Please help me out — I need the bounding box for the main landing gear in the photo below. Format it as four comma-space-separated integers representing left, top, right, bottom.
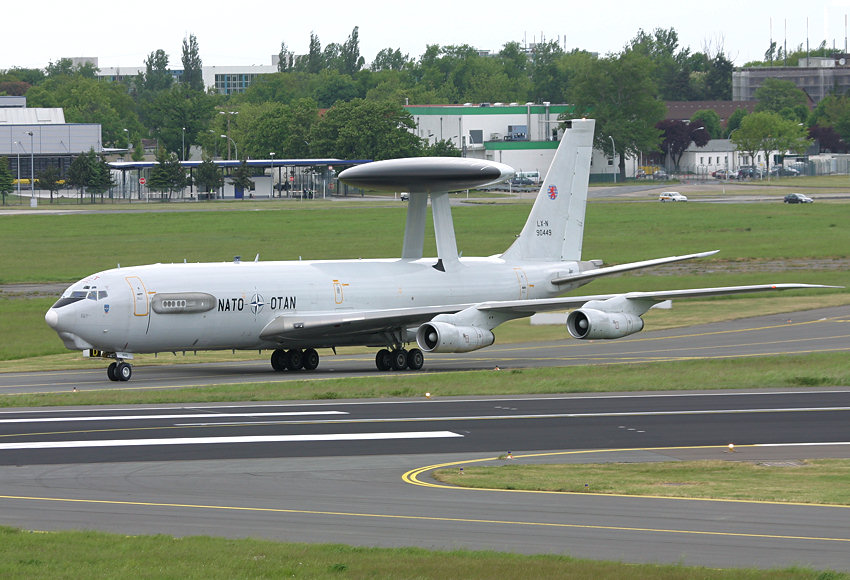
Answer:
375, 347, 424, 371
270, 348, 320, 372
106, 361, 132, 382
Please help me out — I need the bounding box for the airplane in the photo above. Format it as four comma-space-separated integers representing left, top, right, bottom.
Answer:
45, 118, 837, 381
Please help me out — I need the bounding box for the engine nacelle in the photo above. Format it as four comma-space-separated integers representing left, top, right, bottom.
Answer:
566, 308, 644, 339
416, 322, 495, 353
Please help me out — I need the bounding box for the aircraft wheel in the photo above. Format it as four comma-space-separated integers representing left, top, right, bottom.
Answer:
271, 349, 289, 371
107, 362, 119, 382
302, 348, 320, 371
375, 349, 392, 371
116, 362, 132, 382
406, 348, 424, 371
390, 349, 408, 371
286, 349, 303, 370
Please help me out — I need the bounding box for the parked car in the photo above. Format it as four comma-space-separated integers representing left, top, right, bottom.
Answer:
510, 177, 533, 186
712, 169, 739, 180
399, 192, 409, 201
652, 169, 669, 180
770, 166, 799, 177
738, 166, 764, 179
635, 169, 648, 179
659, 191, 688, 202
783, 193, 813, 204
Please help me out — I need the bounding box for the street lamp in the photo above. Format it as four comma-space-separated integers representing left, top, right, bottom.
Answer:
181, 127, 186, 161
26, 131, 35, 206
13, 141, 21, 199
269, 152, 275, 197
609, 135, 616, 184
219, 111, 238, 159
220, 135, 237, 160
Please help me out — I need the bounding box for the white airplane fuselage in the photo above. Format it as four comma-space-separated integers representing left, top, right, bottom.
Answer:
47, 257, 582, 354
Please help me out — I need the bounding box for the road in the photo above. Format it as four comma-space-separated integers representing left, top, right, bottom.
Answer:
0, 391, 848, 570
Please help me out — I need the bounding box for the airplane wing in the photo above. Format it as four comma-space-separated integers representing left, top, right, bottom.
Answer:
477, 283, 840, 314
550, 250, 720, 286
258, 283, 838, 343
258, 303, 473, 342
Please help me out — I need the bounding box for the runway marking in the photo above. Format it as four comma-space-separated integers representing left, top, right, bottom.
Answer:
403, 443, 850, 511
0, 431, 462, 450
0, 490, 847, 545
0, 411, 347, 424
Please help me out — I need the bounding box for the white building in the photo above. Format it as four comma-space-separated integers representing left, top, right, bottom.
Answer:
98, 60, 278, 95
405, 103, 630, 181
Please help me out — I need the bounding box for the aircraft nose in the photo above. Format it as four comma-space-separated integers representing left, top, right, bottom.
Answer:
45, 308, 60, 330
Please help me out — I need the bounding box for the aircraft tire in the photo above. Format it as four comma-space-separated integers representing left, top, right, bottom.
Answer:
107, 362, 119, 382
271, 349, 289, 372
390, 349, 408, 371
406, 348, 424, 371
302, 348, 320, 371
286, 349, 304, 370
116, 362, 132, 382
375, 349, 392, 371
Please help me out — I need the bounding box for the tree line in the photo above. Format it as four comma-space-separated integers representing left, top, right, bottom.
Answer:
1, 25, 849, 191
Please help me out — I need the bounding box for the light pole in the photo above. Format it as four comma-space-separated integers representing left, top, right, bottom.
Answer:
220, 135, 237, 161
219, 111, 238, 159
269, 152, 275, 197
13, 141, 21, 199
181, 127, 186, 161
26, 131, 35, 206
609, 135, 616, 184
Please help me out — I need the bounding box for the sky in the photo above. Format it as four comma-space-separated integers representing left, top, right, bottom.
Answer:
2, 0, 850, 72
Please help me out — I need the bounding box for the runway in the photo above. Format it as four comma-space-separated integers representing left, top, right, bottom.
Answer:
0, 307, 848, 571
2, 305, 849, 394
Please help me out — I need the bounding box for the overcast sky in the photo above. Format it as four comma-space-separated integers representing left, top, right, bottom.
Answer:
2, 0, 849, 71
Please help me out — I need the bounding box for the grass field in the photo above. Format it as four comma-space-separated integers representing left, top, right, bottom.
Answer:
1, 526, 840, 580
434, 459, 850, 505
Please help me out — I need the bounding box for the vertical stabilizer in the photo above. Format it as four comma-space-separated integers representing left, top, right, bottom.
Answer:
502, 118, 595, 262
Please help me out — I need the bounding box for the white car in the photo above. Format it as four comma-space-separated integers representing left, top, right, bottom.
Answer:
399, 192, 409, 201
659, 191, 688, 202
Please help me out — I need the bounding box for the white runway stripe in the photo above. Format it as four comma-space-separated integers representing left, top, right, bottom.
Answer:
0, 411, 347, 424
0, 431, 463, 450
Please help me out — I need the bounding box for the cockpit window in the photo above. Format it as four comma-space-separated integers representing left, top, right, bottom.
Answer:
51, 289, 107, 309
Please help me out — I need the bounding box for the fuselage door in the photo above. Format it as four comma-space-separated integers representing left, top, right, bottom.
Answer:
513, 268, 529, 299
126, 276, 149, 316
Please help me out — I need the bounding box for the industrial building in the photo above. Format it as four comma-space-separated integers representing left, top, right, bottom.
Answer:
0, 96, 102, 183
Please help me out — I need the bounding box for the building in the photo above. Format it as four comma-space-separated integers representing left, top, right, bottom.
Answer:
97, 58, 278, 96
732, 56, 850, 104
0, 96, 102, 182
404, 103, 630, 181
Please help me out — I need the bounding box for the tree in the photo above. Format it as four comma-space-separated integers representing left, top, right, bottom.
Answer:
302, 32, 323, 74
36, 165, 62, 203
339, 26, 365, 75
0, 156, 14, 205
181, 33, 204, 91
148, 148, 187, 199
66, 149, 113, 203
656, 120, 709, 170
808, 125, 847, 153
194, 157, 224, 194
423, 139, 461, 157
311, 99, 422, 160
277, 42, 295, 72
754, 78, 809, 122
690, 110, 723, 139
725, 108, 748, 138
370, 48, 409, 72
731, 111, 811, 174
139, 49, 173, 93
809, 94, 850, 143
704, 53, 733, 100
567, 50, 665, 179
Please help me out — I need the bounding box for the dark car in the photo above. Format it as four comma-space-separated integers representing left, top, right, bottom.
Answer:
784, 193, 813, 204
652, 169, 668, 180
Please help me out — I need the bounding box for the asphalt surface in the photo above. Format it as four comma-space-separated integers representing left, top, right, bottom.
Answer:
2, 305, 848, 393
0, 392, 848, 571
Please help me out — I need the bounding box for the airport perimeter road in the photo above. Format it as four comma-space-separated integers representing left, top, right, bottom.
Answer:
0, 392, 848, 570
1, 305, 848, 394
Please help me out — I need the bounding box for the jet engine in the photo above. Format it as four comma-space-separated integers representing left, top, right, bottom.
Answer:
416, 322, 495, 353
566, 308, 644, 339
